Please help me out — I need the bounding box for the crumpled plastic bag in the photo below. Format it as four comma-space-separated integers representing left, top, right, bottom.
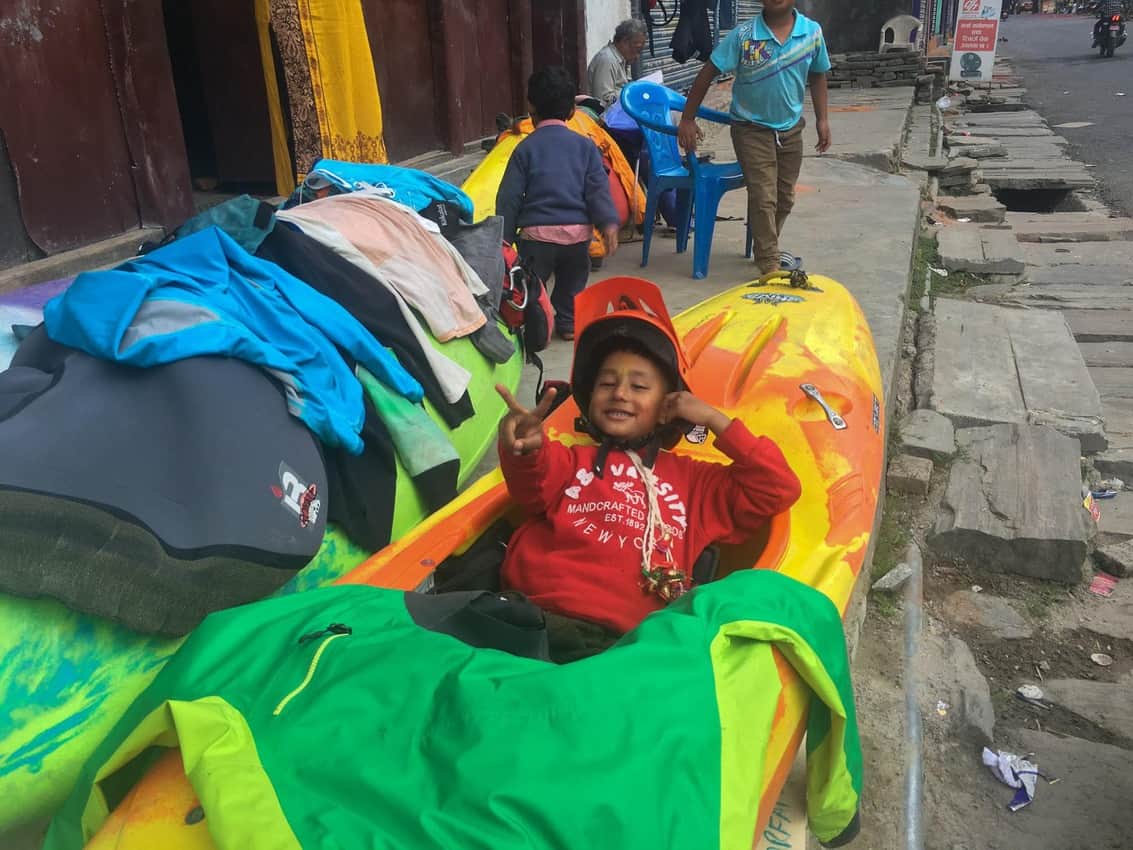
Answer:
982, 747, 1039, 811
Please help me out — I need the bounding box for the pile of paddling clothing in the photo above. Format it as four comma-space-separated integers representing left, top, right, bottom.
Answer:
0, 182, 517, 636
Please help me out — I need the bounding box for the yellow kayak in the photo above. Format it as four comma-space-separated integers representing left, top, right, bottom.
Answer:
81, 272, 882, 850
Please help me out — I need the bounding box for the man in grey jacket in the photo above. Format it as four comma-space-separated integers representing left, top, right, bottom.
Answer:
587, 19, 647, 108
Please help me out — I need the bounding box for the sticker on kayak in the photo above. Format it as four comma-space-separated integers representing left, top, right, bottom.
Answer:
872, 395, 881, 433
272, 462, 322, 529
743, 292, 805, 305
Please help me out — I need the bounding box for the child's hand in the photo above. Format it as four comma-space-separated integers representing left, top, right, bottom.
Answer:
660, 391, 732, 435
601, 223, 620, 257
496, 384, 558, 455
677, 118, 703, 153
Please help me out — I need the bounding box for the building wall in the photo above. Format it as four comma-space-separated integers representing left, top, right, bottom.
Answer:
585, 0, 632, 63
798, 0, 914, 53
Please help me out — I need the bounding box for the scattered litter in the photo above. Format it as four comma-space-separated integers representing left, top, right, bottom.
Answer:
1091, 488, 1118, 500
936, 96, 953, 110
1015, 683, 1052, 712
982, 748, 1059, 811
936, 700, 950, 717
971, 584, 983, 593
1090, 652, 1114, 667
1117, 92, 1127, 97
957, 217, 972, 223
1099, 477, 1125, 491
1089, 573, 1118, 597
929, 266, 949, 276
1083, 489, 1102, 523
1053, 121, 1094, 129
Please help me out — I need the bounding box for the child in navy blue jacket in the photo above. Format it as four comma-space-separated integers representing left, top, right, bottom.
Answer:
496, 67, 620, 340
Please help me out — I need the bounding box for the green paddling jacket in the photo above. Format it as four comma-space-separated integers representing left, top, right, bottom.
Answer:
47, 570, 862, 849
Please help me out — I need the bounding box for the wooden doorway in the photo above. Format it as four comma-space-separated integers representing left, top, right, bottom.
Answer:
0, 0, 193, 254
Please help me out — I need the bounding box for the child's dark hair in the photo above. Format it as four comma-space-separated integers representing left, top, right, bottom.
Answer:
527, 66, 576, 122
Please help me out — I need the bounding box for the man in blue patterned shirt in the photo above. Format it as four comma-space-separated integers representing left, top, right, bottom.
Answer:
678, 0, 831, 275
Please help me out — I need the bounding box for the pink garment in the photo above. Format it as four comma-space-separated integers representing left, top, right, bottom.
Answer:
520, 120, 597, 246
521, 224, 592, 245
279, 192, 487, 342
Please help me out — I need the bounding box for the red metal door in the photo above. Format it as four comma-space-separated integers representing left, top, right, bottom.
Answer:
0, 0, 140, 253
530, 0, 587, 96
362, 0, 443, 160
0, 0, 192, 255
474, 0, 520, 135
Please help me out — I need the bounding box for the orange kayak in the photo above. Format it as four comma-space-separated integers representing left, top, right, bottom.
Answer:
461, 110, 647, 259
85, 273, 882, 850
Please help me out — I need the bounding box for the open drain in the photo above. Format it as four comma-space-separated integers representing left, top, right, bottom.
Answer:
992, 188, 1088, 213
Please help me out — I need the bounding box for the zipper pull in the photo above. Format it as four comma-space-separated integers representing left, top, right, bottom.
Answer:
298, 623, 352, 644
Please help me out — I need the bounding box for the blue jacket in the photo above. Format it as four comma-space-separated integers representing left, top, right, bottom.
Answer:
291, 160, 474, 221
495, 123, 619, 243
43, 227, 422, 454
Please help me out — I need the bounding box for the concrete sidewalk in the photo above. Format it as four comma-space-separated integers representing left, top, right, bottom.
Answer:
508, 84, 921, 428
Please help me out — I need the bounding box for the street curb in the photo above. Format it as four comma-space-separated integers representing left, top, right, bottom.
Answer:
844, 175, 924, 665
0, 227, 163, 295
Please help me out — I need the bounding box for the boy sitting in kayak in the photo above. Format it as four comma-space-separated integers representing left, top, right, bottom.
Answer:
496, 66, 621, 341
495, 278, 801, 662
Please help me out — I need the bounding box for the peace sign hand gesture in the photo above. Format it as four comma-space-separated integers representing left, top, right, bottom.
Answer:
496, 384, 558, 456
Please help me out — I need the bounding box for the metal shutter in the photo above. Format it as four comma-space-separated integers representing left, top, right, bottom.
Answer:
734, 0, 763, 28
634, 1, 763, 94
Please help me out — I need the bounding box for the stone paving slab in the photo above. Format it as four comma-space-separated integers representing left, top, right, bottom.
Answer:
1025, 264, 1133, 287
1098, 489, 1133, 542
928, 423, 1094, 583
942, 590, 1034, 639
1005, 213, 1133, 242
980, 169, 1094, 191
937, 224, 1024, 275
978, 152, 1082, 167
1095, 447, 1133, 480
1078, 568, 1133, 637
1065, 309, 1133, 342
951, 143, 1008, 159
1004, 731, 1133, 848
1081, 342, 1133, 367
998, 284, 1133, 311
946, 135, 1002, 147
1088, 366, 1133, 399
936, 194, 1006, 223
958, 125, 1056, 137
1021, 242, 1133, 267
953, 112, 1049, 127
1043, 675, 1133, 742
1100, 395, 1133, 440
930, 299, 1106, 450
898, 409, 956, 460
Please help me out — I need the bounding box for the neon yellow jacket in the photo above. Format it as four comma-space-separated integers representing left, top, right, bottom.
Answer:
47, 570, 862, 849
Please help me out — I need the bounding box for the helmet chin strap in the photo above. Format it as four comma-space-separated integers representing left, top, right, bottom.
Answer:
574, 416, 662, 477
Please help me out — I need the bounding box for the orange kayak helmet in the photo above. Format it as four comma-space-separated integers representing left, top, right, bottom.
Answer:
570, 277, 693, 450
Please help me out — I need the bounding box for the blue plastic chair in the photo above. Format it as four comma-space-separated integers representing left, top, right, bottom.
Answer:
620, 80, 751, 280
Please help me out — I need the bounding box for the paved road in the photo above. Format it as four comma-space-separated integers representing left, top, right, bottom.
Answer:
999, 13, 1133, 213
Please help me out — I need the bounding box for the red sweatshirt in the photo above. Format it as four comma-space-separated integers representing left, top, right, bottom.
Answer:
498, 420, 801, 634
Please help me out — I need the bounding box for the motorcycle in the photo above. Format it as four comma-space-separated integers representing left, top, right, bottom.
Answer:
1097, 12, 1127, 56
